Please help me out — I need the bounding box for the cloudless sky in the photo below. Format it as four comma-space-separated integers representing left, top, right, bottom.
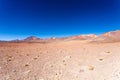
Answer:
0, 0, 120, 40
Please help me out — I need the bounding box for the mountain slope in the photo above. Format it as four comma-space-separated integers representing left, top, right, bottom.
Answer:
94, 30, 120, 42
24, 36, 41, 41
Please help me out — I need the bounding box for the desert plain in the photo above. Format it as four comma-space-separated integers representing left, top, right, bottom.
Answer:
0, 39, 120, 80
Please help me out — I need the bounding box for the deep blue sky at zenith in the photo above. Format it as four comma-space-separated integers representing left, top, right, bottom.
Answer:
0, 0, 120, 40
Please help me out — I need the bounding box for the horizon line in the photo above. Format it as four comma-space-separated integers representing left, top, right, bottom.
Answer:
0, 30, 119, 41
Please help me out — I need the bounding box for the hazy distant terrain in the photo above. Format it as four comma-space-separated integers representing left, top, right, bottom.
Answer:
6, 30, 120, 43
0, 30, 120, 80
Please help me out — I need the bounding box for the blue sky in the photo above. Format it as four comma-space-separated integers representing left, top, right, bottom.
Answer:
0, 0, 120, 40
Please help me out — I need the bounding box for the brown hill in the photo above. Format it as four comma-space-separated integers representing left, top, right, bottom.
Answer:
94, 30, 120, 42
24, 36, 41, 41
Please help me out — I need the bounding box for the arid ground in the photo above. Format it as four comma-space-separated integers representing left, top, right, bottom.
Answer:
0, 40, 120, 80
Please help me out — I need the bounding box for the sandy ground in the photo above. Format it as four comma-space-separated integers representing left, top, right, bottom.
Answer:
0, 40, 120, 80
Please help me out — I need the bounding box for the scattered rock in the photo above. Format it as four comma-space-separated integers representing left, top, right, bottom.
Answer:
88, 65, 94, 71
99, 58, 103, 61
23, 70, 31, 75
25, 64, 29, 67
26, 54, 30, 56
79, 69, 85, 73
33, 57, 38, 60
105, 51, 110, 54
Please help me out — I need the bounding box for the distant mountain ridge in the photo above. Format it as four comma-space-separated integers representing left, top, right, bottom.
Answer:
66, 34, 97, 40
1, 30, 120, 42
24, 36, 41, 41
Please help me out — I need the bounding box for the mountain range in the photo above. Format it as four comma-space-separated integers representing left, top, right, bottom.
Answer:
1, 30, 120, 42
